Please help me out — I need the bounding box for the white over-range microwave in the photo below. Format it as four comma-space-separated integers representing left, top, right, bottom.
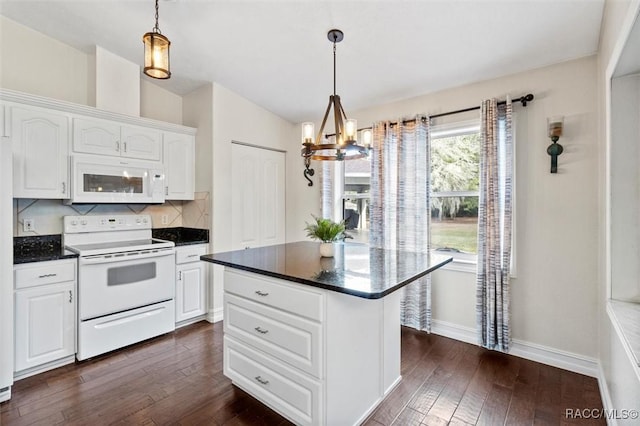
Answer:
66, 155, 165, 204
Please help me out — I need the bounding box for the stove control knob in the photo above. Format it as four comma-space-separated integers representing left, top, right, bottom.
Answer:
71, 220, 78, 226
142, 218, 148, 224
136, 218, 141, 224
81, 220, 87, 226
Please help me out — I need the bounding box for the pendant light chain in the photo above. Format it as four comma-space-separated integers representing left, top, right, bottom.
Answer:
154, 0, 161, 33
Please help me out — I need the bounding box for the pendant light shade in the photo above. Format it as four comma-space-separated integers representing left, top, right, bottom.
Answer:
143, 0, 171, 79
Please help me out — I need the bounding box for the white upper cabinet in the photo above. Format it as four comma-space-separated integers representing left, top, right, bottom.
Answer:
73, 117, 161, 161
73, 117, 120, 156
121, 125, 162, 161
11, 106, 69, 199
164, 132, 195, 200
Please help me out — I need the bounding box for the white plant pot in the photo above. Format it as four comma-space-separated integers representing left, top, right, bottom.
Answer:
319, 242, 334, 257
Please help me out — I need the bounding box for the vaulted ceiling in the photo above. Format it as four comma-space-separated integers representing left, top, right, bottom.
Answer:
0, 0, 605, 123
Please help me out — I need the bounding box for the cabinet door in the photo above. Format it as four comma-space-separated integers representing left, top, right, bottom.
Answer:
231, 144, 285, 250
164, 132, 194, 200
15, 282, 74, 372
73, 117, 120, 156
121, 125, 162, 161
175, 262, 206, 322
11, 106, 69, 199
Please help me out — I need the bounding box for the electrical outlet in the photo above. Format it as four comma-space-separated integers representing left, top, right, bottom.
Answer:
23, 218, 34, 232
161, 214, 168, 225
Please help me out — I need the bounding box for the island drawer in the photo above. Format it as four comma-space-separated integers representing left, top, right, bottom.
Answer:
224, 335, 322, 426
225, 292, 322, 378
225, 269, 324, 322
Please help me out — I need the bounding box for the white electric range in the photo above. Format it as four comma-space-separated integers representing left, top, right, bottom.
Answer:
63, 214, 176, 360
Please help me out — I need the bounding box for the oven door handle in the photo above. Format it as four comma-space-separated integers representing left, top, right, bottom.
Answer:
79, 248, 174, 265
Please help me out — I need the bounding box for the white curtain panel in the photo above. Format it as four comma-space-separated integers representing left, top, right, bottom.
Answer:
476, 98, 513, 352
370, 117, 432, 331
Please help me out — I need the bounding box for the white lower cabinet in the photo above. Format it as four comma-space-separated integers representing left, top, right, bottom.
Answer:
14, 259, 76, 375
223, 269, 401, 426
175, 244, 208, 324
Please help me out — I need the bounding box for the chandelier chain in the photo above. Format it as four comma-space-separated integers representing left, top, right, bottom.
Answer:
333, 40, 336, 96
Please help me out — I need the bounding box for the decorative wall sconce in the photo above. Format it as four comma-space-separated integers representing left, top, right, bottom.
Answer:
547, 116, 564, 173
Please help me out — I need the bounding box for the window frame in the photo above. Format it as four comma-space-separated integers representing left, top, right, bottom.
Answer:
429, 119, 481, 270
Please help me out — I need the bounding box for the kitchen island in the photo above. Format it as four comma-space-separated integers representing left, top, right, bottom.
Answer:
201, 241, 452, 426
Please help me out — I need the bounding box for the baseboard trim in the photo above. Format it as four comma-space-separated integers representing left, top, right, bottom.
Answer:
207, 307, 223, 323
597, 362, 617, 426
0, 386, 11, 403
14, 355, 76, 381
430, 319, 599, 377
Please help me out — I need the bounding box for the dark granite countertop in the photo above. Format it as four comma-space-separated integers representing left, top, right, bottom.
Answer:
152, 227, 209, 246
201, 241, 452, 299
14, 235, 78, 265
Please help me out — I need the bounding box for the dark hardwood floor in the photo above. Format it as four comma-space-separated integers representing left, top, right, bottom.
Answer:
0, 321, 604, 425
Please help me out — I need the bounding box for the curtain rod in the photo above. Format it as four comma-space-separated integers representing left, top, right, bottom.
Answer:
324, 93, 534, 136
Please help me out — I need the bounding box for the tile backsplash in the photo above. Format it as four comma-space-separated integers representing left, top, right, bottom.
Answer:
13, 192, 210, 237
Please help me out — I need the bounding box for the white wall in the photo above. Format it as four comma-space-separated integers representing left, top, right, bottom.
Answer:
207, 82, 296, 319
210, 82, 296, 253
0, 16, 89, 105
0, 15, 182, 123
141, 79, 183, 125
294, 56, 600, 360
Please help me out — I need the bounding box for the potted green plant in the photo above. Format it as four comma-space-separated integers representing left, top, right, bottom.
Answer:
304, 215, 347, 257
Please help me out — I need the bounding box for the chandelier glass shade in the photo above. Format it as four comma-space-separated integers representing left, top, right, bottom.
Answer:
143, 0, 171, 79
301, 29, 369, 170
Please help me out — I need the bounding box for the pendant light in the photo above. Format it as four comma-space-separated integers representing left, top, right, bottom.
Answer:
301, 29, 369, 187
143, 0, 171, 79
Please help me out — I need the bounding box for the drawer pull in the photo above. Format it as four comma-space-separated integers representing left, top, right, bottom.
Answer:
38, 273, 57, 278
254, 376, 269, 385
254, 290, 269, 297
187, 254, 200, 258
254, 326, 269, 334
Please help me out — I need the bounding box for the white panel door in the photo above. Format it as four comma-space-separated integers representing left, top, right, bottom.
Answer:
164, 132, 195, 200
175, 262, 206, 322
14, 282, 75, 372
259, 149, 286, 247
232, 144, 260, 250
73, 117, 120, 156
231, 144, 285, 250
121, 125, 162, 161
11, 106, 69, 198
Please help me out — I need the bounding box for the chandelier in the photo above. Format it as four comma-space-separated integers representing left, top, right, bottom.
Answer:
143, 0, 171, 79
301, 29, 371, 187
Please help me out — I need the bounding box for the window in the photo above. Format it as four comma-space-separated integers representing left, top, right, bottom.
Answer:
430, 120, 480, 264
342, 157, 371, 244
334, 119, 483, 266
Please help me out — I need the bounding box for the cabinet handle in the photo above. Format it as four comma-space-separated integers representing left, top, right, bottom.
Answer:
62, 182, 66, 194
116, 141, 120, 151
123, 142, 127, 152
165, 186, 168, 196
254, 326, 269, 334
187, 254, 199, 258
69, 290, 72, 303
254, 376, 269, 385
38, 273, 57, 278
178, 271, 182, 281
254, 290, 269, 297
